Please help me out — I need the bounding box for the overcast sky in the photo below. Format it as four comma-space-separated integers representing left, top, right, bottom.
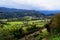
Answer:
0, 0, 60, 10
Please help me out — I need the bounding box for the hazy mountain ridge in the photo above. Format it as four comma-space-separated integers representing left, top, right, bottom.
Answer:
39, 10, 60, 14
0, 7, 60, 14
0, 7, 55, 19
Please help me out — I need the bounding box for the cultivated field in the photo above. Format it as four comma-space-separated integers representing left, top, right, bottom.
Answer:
0, 19, 50, 40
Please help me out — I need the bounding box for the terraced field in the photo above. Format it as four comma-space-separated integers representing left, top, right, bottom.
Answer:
0, 19, 50, 40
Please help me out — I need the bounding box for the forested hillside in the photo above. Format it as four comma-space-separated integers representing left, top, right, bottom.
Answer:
0, 7, 54, 19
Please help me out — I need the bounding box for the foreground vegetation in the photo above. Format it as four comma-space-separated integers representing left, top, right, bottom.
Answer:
1, 13, 60, 40
0, 19, 48, 40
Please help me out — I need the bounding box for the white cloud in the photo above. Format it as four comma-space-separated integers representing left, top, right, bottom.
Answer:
0, 0, 60, 10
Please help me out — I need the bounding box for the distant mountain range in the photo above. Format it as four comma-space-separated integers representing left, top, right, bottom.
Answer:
0, 7, 26, 12
0, 7, 59, 19
0, 7, 60, 14
39, 10, 60, 14
0, 7, 44, 19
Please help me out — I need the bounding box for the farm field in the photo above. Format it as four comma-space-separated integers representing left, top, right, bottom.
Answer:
5, 20, 47, 30
0, 18, 60, 40
0, 19, 49, 40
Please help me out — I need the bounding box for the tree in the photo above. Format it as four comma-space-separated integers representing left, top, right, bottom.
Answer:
45, 13, 60, 34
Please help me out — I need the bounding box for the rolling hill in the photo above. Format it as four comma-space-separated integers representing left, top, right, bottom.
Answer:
0, 7, 55, 19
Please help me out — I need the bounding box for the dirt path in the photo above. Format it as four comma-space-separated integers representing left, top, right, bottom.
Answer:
19, 28, 46, 40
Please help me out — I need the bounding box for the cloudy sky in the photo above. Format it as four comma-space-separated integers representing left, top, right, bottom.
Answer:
0, 0, 60, 10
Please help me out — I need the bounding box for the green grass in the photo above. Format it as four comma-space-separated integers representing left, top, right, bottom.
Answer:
0, 20, 51, 40
6, 20, 47, 27
0, 20, 47, 32
7, 20, 47, 26
7, 21, 23, 25
35, 29, 48, 40
48, 34, 60, 40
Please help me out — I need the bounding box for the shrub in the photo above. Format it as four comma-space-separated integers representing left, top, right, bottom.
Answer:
45, 13, 60, 34
0, 29, 17, 40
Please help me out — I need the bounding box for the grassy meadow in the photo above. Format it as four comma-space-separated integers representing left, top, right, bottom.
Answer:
3, 20, 47, 31
0, 19, 49, 40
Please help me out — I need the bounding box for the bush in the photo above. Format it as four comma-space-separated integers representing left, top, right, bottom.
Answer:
45, 13, 60, 34
35, 29, 48, 40
0, 29, 17, 40
52, 13, 60, 33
